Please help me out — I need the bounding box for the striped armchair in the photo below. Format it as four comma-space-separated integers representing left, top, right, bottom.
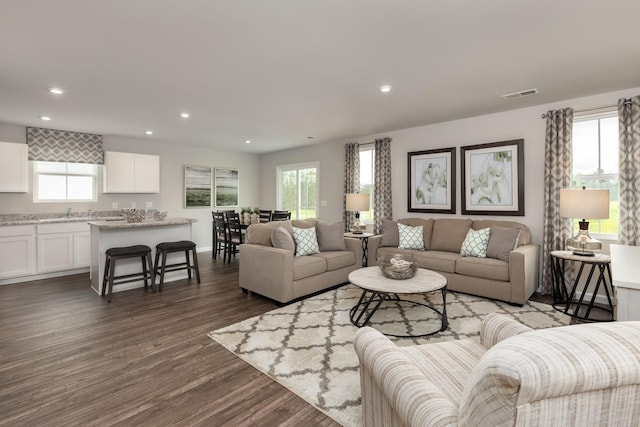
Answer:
354, 313, 640, 427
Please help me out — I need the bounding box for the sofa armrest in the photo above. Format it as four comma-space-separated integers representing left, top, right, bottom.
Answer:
508, 244, 539, 305
238, 244, 294, 303
354, 327, 458, 427
344, 237, 364, 268
480, 313, 533, 349
367, 235, 383, 266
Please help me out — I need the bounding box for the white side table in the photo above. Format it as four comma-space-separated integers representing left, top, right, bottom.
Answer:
344, 232, 376, 266
610, 244, 640, 321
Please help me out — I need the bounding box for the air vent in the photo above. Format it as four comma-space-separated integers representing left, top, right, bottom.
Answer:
502, 88, 538, 100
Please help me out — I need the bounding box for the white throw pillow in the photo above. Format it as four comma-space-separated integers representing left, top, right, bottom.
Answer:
398, 223, 425, 250
460, 227, 491, 258
292, 226, 320, 256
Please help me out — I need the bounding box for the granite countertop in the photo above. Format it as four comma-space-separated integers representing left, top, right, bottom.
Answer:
0, 216, 125, 226
88, 217, 197, 229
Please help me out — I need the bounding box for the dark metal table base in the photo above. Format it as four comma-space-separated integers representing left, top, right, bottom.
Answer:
349, 287, 448, 338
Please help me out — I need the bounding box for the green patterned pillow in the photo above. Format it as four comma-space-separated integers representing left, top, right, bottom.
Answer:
398, 223, 425, 250
460, 227, 491, 258
292, 226, 320, 256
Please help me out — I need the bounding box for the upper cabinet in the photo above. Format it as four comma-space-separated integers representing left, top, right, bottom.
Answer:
0, 141, 28, 192
103, 151, 160, 193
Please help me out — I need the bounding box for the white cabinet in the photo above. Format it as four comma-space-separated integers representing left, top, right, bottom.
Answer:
610, 244, 640, 321
0, 225, 36, 278
103, 151, 160, 193
36, 222, 90, 273
0, 141, 28, 192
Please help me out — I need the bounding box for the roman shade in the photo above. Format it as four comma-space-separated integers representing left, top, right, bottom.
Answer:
26, 127, 104, 164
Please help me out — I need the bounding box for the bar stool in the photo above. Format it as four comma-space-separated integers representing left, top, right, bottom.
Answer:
154, 240, 201, 290
102, 245, 155, 303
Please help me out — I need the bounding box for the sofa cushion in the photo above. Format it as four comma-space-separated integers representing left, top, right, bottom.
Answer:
486, 225, 521, 262
413, 250, 461, 273
380, 219, 399, 247
316, 220, 346, 251
460, 227, 490, 258
310, 251, 355, 271
293, 226, 320, 256
292, 256, 327, 280
247, 220, 293, 246
398, 223, 425, 250
271, 225, 295, 252
291, 218, 317, 228
430, 219, 472, 252
472, 220, 531, 246
456, 256, 509, 281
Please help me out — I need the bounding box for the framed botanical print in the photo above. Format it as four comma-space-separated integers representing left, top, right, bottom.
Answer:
461, 139, 524, 216
408, 147, 456, 214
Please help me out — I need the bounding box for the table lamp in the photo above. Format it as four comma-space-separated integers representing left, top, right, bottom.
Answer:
346, 193, 370, 234
560, 187, 609, 256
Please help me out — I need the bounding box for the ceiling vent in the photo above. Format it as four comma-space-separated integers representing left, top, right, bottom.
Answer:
502, 88, 538, 100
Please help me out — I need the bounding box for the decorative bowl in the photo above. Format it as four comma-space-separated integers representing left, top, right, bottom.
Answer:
378, 254, 418, 280
153, 211, 168, 221
121, 208, 146, 223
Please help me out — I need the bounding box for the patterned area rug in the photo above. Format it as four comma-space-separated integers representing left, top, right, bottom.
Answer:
208, 285, 572, 426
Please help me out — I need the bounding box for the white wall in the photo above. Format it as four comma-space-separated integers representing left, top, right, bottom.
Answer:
260, 86, 640, 252
0, 123, 261, 250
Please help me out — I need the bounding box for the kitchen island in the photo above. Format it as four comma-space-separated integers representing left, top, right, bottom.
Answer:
89, 218, 197, 296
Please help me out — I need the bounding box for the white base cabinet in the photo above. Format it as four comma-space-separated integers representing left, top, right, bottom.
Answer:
0, 225, 36, 279
37, 233, 74, 273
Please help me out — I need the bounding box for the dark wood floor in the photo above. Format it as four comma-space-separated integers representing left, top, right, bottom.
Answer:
0, 253, 339, 427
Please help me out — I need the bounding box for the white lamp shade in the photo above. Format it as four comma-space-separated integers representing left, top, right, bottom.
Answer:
560, 188, 610, 219
346, 193, 370, 211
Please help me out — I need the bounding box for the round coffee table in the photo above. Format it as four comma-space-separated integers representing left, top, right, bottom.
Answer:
348, 266, 448, 337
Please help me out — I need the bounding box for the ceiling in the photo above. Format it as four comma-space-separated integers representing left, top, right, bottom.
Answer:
1, 1, 640, 154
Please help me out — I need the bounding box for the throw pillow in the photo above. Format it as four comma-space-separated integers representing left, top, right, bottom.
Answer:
316, 221, 346, 251
486, 225, 521, 262
460, 227, 491, 258
292, 226, 320, 256
398, 223, 425, 250
271, 225, 295, 252
380, 219, 399, 247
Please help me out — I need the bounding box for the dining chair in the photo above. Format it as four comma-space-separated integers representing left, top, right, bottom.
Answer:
212, 211, 229, 261
259, 210, 272, 223
271, 210, 291, 221
226, 217, 244, 263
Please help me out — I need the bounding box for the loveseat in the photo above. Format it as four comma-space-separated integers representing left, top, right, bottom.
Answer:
239, 219, 362, 304
368, 218, 538, 305
355, 313, 640, 427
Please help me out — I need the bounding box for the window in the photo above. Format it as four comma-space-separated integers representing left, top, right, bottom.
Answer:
572, 111, 618, 237
277, 162, 318, 220
359, 145, 375, 223
34, 161, 98, 202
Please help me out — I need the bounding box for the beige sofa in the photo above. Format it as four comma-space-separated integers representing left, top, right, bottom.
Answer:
369, 218, 538, 305
239, 219, 362, 304
354, 313, 640, 427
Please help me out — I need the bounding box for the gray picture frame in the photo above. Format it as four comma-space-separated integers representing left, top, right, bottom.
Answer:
214, 167, 239, 207
461, 139, 524, 216
184, 165, 212, 208
408, 147, 456, 214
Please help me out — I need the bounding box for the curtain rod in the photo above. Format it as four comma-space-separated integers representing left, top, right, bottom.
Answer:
541, 99, 632, 119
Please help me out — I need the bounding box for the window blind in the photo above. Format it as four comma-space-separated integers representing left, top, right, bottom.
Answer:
26, 127, 104, 164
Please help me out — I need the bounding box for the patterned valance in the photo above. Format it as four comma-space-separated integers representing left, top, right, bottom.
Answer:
26, 127, 104, 164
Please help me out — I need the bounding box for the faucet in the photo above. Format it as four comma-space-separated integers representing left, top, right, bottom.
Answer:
88, 209, 93, 219
66, 207, 72, 218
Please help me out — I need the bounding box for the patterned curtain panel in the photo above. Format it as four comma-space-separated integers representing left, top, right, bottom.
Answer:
618, 96, 640, 245
373, 137, 392, 235
26, 127, 104, 164
343, 142, 360, 231
541, 108, 573, 294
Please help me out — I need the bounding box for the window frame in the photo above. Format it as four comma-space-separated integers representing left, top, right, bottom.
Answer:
276, 161, 319, 220
571, 110, 618, 240
33, 161, 98, 203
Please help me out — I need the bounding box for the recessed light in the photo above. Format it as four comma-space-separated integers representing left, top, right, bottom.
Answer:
245, 140, 251, 144
379, 85, 392, 93
145, 130, 153, 135
40, 115, 51, 121
49, 87, 64, 95
180, 112, 190, 118
306, 136, 315, 139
